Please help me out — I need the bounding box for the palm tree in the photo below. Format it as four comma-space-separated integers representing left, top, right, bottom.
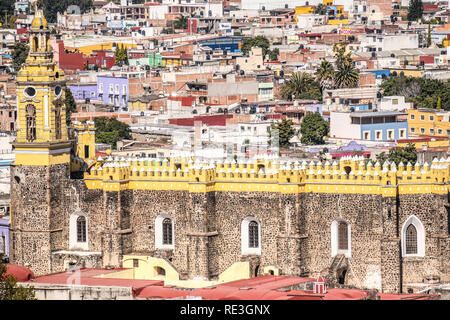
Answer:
280, 72, 322, 100
315, 60, 335, 91
174, 15, 188, 29
334, 63, 359, 88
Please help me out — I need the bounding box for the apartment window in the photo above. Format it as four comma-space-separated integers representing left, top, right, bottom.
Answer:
420, 115, 425, 120
438, 129, 443, 135
410, 127, 415, 133
363, 131, 370, 140
410, 114, 415, 120
122, 84, 127, 95
399, 129, 406, 139
420, 128, 425, 134
387, 130, 394, 140
375, 130, 382, 140
430, 128, 435, 135
429, 116, 434, 121
133, 259, 139, 268
447, 130, 450, 135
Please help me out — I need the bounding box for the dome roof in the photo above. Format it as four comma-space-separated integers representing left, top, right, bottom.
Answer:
4, 264, 35, 282
31, 10, 48, 30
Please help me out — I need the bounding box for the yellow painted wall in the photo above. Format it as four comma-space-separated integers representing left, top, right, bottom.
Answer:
390, 69, 423, 77
83, 156, 450, 197
121, 255, 180, 281
328, 19, 349, 25
65, 42, 136, 56
407, 109, 450, 137
218, 262, 250, 282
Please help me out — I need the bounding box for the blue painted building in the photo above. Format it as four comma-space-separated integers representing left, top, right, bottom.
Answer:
97, 76, 129, 110
331, 111, 408, 141
198, 36, 242, 52
68, 83, 98, 102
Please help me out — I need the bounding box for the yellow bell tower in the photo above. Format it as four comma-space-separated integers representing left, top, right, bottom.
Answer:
13, 6, 71, 166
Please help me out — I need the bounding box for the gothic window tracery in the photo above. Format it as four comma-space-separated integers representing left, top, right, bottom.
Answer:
77, 216, 86, 243
248, 221, 259, 248
338, 221, 348, 250
162, 218, 173, 245
405, 224, 418, 254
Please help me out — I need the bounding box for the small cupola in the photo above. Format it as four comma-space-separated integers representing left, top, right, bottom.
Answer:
313, 276, 327, 294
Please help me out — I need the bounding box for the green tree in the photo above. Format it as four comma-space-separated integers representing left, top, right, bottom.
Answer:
300, 112, 329, 145
38, 0, 93, 23
12, 42, 29, 72
64, 88, 77, 126
241, 36, 270, 57
380, 76, 450, 110
314, 4, 328, 15
333, 42, 352, 69
315, 60, 335, 91
376, 143, 417, 166
269, 119, 296, 148
268, 48, 279, 61
174, 14, 188, 29
334, 62, 359, 88
407, 0, 423, 21
280, 72, 322, 101
0, 0, 14, 27
114, 44, 128, 66
0, 254, 36, 300
94, 117, 132, 148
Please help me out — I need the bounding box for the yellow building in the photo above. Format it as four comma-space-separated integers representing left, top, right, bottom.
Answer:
13, 8, 71, 167
389, 68, 423, 78
65, 42, 136, 56
408, 109, 450, 137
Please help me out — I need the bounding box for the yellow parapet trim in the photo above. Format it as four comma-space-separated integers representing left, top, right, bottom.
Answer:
82, 156, 450, 195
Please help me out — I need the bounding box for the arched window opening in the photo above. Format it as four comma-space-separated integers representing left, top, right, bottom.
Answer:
344, 166, 351, 175
162, 218, 173, 245
405, 224, 417, 254
54, 104, 62, 140
26, 104, 36, 142
338, 221, 348, 250
33, 36, 38, 52
248, 221, 259, 248
254, 265, 260, 277
155, 266, 166, 276
338, 268, 347, 285
77, 216, 87, 242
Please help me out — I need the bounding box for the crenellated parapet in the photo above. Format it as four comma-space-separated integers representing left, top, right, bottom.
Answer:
83, 155, 450, 196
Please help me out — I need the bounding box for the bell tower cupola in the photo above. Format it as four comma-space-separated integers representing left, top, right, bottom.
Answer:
13, 4, 71, 166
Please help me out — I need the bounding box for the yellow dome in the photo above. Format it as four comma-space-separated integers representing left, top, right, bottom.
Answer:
31, 10, 48, 30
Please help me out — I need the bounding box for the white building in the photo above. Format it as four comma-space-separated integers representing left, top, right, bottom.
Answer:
359, 34, 419, 53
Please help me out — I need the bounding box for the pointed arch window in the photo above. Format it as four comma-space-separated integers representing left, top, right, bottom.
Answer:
25, 104, 36, 142
162, 218, 173, 245
241, 217, 261, 255
401, 215, 425, 257
77, 216, 86, 242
